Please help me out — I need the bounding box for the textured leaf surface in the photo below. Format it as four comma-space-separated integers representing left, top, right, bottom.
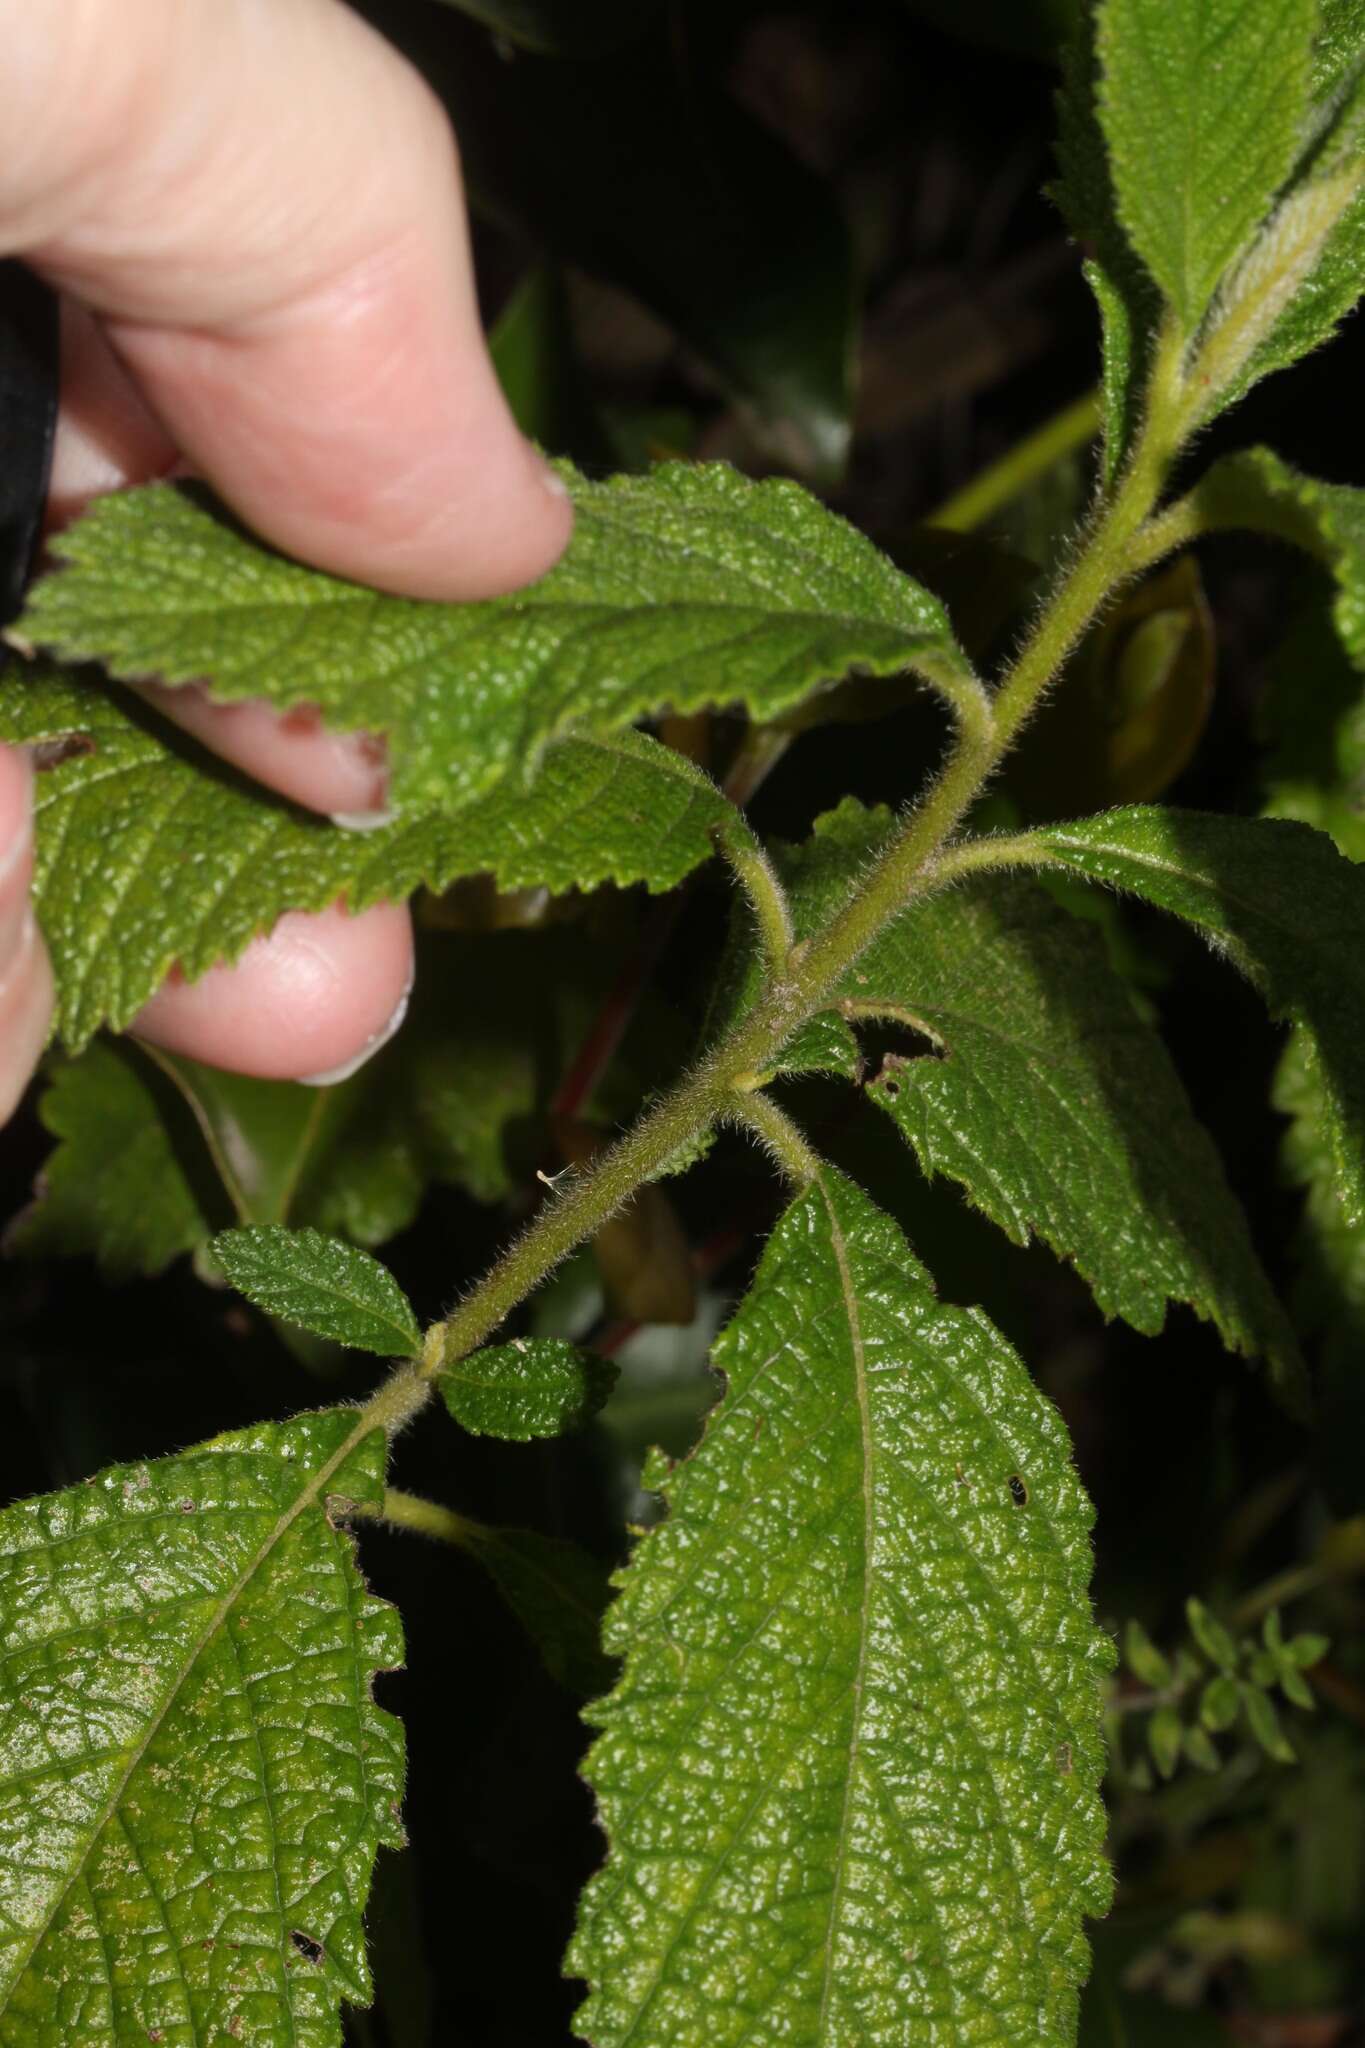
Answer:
571, 1169, 1112, 2046
1057, 5, 1365, 461
439, 1339, 614, 1441
0, 1410, 403, 2046
1039, 806, 1365, 1226
723, 802, 1299, 1388
1096, 0, 1316, 330
6, 1042, 206, 1280
1223, 3, 1365, 410
212, 1227, 422, 1358
0, 665, 739, 1048
18, 466, 955, 817
1052, 15, 1162, 480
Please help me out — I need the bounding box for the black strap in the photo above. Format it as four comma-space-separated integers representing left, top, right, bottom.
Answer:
0, 260, 59, 629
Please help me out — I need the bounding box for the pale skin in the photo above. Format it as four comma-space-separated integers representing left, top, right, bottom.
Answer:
0, 0, 574, 1122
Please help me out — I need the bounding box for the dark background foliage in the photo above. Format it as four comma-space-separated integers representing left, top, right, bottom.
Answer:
3, 3, 1363, 2042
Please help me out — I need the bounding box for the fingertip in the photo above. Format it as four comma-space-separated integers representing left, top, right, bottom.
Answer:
0, 915, 54, 1125
114, 276, 577, 603
130, 899, 414, 1082
133, 684, 391, 818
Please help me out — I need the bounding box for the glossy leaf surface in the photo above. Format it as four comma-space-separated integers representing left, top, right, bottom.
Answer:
17, 466, 954, 820
572, 1170, 1112, 2045
0, 1412, 402, 2045
212, 1226, 422, 1358
439, 1338, 614, 1441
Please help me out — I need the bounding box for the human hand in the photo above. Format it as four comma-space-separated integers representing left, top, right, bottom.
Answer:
0, 0, 572, 1122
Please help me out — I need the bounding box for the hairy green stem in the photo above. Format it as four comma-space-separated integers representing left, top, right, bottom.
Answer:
717, 829, 795, 974
926, 831, 1052, 886
991, 319, 1186, 747
350, 315, 1200, 1447
352, 1486, 482, 1547
727, 1091, 822, 1187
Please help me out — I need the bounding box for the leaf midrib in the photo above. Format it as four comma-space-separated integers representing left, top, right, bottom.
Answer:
0, 1411, 378, 2018
811, 1168, 877, 2042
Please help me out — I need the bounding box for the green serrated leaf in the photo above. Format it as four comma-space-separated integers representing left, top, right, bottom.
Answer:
1053, 15, 1163, 480
212, 1226, 422, 1358
18, 465, 957, 820
571, 1169, 1112, 2046
1201, 1673, 1243, 1731
4, 1039, 207, 1279
1186, 1596, 1239, 1673
1148, 1704, 1185, 1780
1125, 1618, 1174, 1688
1288, 1629, 1332, 1667
1095, 0, 1317, 331
721, 801, 1301, 1391
459, 1524, 614, 1697
439, 1338, 614, 1441
0, 664, 741, 1049
1244, 1683, 1297, 1762
1038, 805, 1365, 1231
0, 1410, 403, 2044
1210, 38, 1365, 414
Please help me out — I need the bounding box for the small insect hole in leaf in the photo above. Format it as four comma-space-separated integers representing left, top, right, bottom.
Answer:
858, 1019, 947, 1106
291, 1930, 325, 1967
1008, 1475, 1029, 1507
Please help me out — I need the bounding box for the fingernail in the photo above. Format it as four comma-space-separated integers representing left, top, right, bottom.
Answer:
330, 805, 397, 833
538, 456, 571, 502
297, 974, 412, 1088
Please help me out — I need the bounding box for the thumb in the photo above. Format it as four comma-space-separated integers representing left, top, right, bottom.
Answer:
5, 0, 570, 600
